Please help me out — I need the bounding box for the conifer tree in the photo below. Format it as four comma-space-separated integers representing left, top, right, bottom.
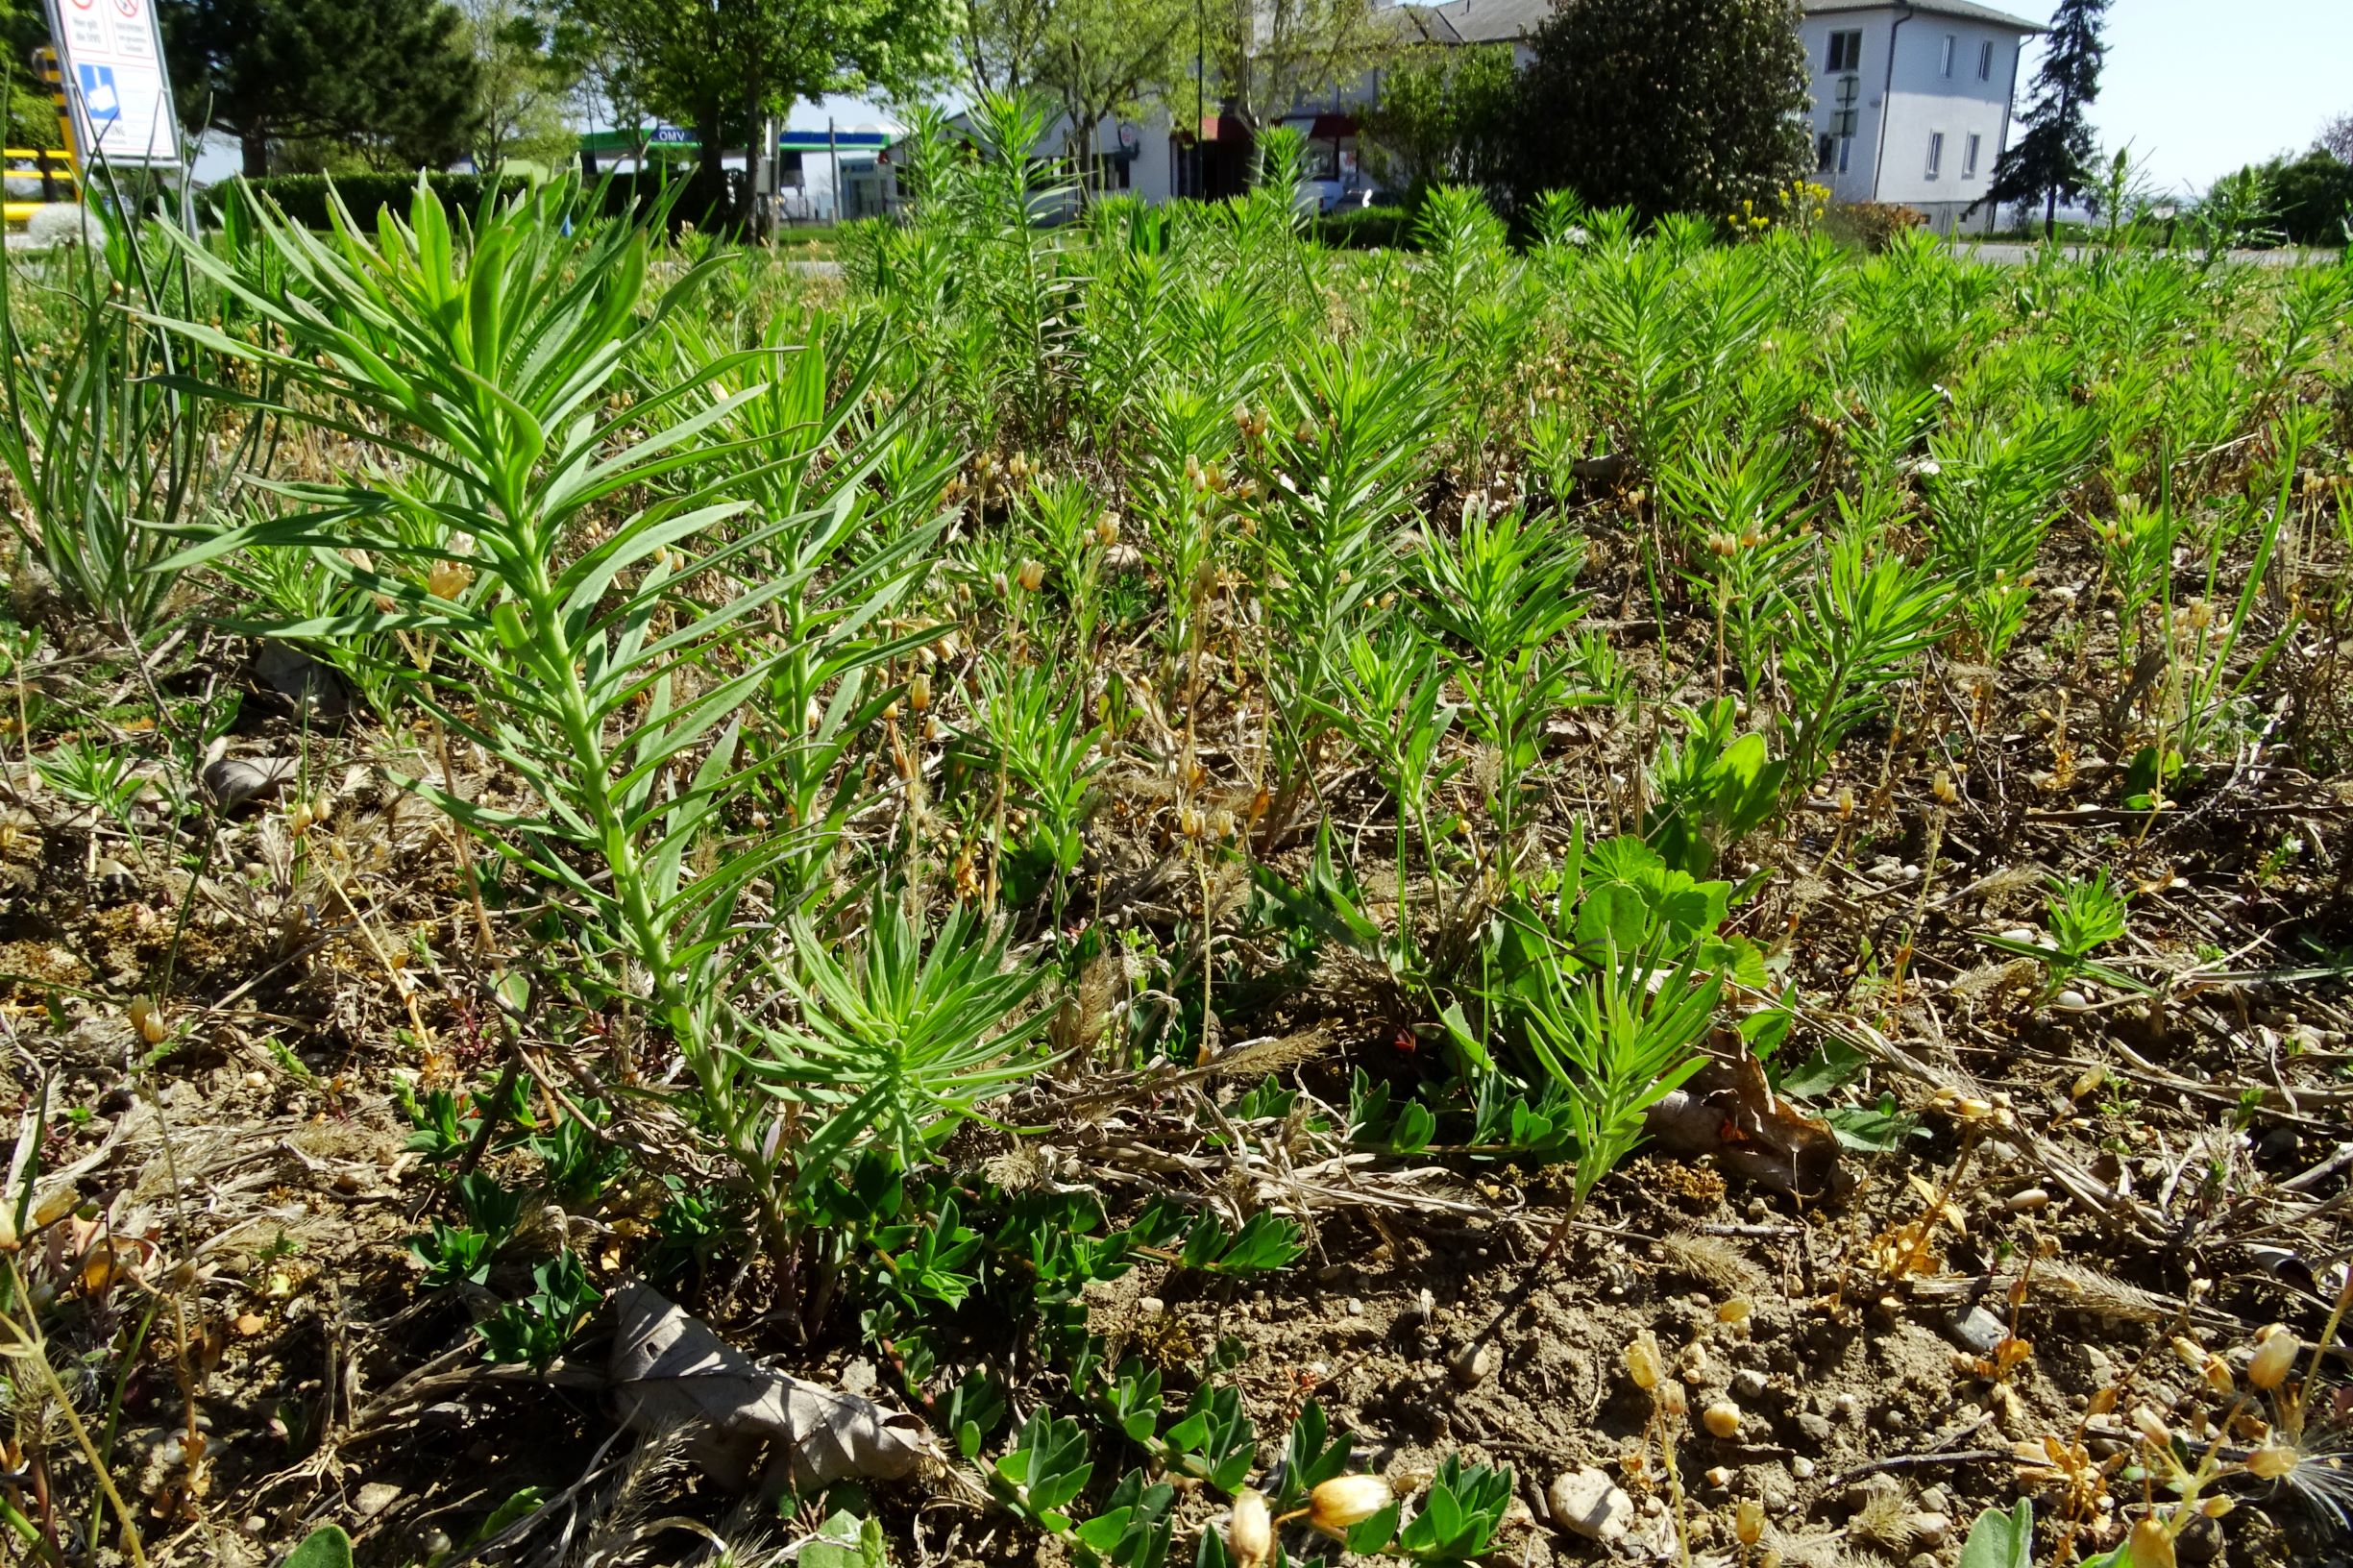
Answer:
164, 0, 482, 176
1974, 0, 2108, 238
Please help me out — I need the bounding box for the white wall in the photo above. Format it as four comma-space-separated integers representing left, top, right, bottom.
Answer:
1877, 17, 2020, 227
1028, 107, 1180, 204
1798, 11, 1888, 206
1799, 7, 2024, 233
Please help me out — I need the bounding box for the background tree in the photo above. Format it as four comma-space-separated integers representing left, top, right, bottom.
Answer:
1206, 0, 1385, 135
461, 0, 578, 170
1360, 42, 1515, 204
4, 0, 64, 150
1511, 0, 1809, 221
959, 0, 1191, 193
959, 0, 1053, 95
1973, 0, 2108, 237
2317, 110, 2353, 165
559, 0, 954, 223
163, 0, 482, 176
2219, 148, 2353, 249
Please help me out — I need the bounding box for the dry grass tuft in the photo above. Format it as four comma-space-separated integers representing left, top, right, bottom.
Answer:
1656, 1230, 1765, 1293
1848, 1482, 1914, 1552
1946, 957, 2042, 1002
1213, 1028, 1331, 1080
2035, 1258, 2169, 1323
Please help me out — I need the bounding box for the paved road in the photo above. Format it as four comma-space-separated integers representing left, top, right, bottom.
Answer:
1960, 241, 2337, 267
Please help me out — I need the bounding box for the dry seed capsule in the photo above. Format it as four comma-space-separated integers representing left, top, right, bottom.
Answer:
2245, 1446, 2297, 1481
2127, 1516, 2176, 1568
128, 994, 166, 1045
427, 559, 473, 600
1228, 1489, 1272, 1568
1626, 1332, 1664, 1391
1703, 1401, 1742, 1439
2248, 1327, 2300, 1390
1307, 1475, 1391, 1534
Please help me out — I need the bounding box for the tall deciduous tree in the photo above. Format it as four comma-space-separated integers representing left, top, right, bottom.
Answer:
2317, 110, 2353, 166
960, 0, 1190, 191
1973, 0, 2108, 237
1513, 0, 1810, 221
559, 0, 953, 222
460, 0, 577, 170
163, 0, 482, 176
1206, 0, 1385, 134
1361, 42, 1516, 203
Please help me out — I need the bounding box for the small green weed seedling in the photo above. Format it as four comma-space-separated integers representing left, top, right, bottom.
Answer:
1644, 697, 1786, 879
1976, 870, 2141, 1001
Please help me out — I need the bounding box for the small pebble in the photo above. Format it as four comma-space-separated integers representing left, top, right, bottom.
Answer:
2004, 1188, 2052, 1212
1703, 1465, 1734, 1489
1732, 1369, 1768, 1400
1791, 1456, 1816, 1480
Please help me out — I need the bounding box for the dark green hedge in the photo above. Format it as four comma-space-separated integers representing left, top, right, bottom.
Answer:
212, 172, 534, 230
1314, 205, 1415, 250
2265, 151, 2353, 248
206, 169, 741, 233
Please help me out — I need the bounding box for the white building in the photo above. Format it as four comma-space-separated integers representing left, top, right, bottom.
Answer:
1797, 0, 2040, 234
1399, 0, 2041, 233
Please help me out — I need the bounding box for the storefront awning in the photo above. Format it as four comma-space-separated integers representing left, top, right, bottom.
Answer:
577, 127, 895, 157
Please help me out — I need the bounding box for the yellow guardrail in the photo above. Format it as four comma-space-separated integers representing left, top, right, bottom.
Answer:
4, 147, 78, 225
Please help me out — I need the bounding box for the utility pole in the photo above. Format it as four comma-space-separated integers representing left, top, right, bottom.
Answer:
753, 114, 776, 241
1193, 0, 1205, 198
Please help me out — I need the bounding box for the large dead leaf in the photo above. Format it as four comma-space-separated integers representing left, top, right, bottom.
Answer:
1643, 1045, 1846, 1200
607, 1284, 933, 1494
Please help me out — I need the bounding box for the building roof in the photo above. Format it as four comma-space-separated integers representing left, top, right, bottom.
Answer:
1393, 0, 1552, 46
1800, 0, 2044, 32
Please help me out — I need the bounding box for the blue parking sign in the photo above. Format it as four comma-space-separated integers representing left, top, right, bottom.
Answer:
77, 63, 120, 126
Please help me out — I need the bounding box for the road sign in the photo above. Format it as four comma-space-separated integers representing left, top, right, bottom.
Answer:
40, 0, 181, 166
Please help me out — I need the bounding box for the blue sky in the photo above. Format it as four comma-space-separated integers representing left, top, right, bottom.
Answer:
2026, 0, 2353, 194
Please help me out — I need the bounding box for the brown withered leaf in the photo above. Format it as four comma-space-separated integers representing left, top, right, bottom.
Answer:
607, 1284, 933, 1494
1642, 1040, 1846, 1199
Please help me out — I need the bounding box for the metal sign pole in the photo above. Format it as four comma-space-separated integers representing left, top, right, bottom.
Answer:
37, 0, 184, 187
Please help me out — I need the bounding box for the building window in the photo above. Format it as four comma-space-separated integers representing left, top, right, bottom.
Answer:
1925, 132, 1945, 179
1838, 136, 1852, 175
1977, 39, 1995, 80
1939, 35, 1956, 77
1818, 134, 1835, 173
1826, 29, 1862, 71
1964, 133, 1981, 178
1829, 71, 1860, 138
